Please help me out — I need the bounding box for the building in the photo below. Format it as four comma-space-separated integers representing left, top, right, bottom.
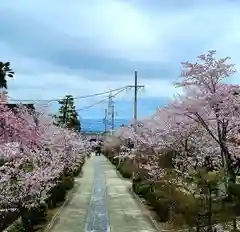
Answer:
5, 103, 38, 125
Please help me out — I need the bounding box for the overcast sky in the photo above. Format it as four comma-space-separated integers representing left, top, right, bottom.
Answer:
0, 0, 239, 119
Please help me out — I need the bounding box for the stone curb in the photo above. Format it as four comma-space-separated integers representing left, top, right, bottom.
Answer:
44, 172, 83, 232
106, 158, 161, 232
128, 188, 161, 232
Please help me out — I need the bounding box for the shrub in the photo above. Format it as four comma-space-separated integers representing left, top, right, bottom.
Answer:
229, 183, 240, 198
72, 164, 83, 176
61, 176, 74, 190
138, 183, 152, 196
118, 160, 134, 178
118, 159, 139, 179
21, 202, 48, 231
171, 190, 199, 226
133, 180, 152, 197
144, 191, 170, 221
0, 157, 5, 166
5, 164, 83, 231
6, 220, 24, 232
46, 171, 76, 209
0, 211, 19, 231
154, 199, 170, 222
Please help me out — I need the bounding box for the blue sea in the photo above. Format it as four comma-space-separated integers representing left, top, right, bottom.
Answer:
81, 118, 131, 132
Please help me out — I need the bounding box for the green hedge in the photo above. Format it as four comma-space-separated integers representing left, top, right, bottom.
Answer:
104, 149, 240, 228
4, 159, 84, 232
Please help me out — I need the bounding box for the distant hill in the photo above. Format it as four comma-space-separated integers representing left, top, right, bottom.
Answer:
80, 118, 131, 132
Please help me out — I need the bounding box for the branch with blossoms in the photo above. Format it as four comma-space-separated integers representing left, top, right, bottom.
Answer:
0, 94, 90, 229
108, 50, 240, 230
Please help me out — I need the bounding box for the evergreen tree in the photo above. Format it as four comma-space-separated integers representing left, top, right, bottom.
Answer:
0, 62, 14, 89
55, 95, 81, 131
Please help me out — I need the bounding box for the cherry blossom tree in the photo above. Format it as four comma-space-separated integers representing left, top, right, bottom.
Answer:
109, 51, 240, 231
0, 93, 90, 229
173, 51, 240, 188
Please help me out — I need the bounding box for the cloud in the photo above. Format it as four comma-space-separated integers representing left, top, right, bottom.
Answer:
0, 0, 240, 120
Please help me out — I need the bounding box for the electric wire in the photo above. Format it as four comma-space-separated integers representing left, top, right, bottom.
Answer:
76, 87, 127, 111
8, 86, 128, 103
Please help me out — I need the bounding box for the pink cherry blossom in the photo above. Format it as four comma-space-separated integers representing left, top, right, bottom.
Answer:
0, 93, 91, 225
111, 51, 240, 192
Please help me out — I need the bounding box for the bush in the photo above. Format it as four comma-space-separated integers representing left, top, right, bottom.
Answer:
105, 153, 171, 222
47, 174, 75, 209
5, 164, 83, 231
144, 191, 170, 222
132, 179, 140, 193
3, 156, 86, 232
154, 199, 170, 222
229, 183, 240, 198
0, 211, 19, 231
6, 220, 24, 232
0, 157, 5, 166
133, 180, 152, 197
73, 164, 82, 176
138, 183, 152, 196
21, 202, 48, 231
61, 176, 74, 190
171, 190, 199, 226
118, 160, 136, 179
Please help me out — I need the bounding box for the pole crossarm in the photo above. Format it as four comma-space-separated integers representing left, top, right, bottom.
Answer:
127, 85, 145, 88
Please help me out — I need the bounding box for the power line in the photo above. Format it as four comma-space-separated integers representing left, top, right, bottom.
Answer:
76, 98, 109, 111
76, 87, 127, 112
8, 86, 128, 103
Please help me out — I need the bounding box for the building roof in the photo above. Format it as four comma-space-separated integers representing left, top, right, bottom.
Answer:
6, 103, 35, 110
5, 103, 35, 115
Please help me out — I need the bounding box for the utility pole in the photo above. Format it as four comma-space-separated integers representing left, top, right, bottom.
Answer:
126, 70, 144, 181
127, 70, 144, 131
103, 108, 108, 133
107, 94, 115, 135
111, 104, 115, 132
134, 70, 138, 127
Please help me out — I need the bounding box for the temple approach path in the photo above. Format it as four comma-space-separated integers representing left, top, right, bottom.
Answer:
49, 154, 157, 232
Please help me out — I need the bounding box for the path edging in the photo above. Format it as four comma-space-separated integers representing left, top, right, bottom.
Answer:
128, 188, 161, 232
108, 158, 161, 232
44, 173, 83, 232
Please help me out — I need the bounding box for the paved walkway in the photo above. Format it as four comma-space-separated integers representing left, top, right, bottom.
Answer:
49, 155, 156, 232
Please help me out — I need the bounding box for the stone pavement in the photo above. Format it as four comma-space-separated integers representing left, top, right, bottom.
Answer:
49, 155, 156, 232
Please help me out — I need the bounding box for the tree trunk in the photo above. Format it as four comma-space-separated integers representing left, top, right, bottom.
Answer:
207, 186, 213, 232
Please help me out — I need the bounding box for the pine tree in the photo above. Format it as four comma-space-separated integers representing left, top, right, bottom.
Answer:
0, 62, 14, 89
55, 95, 81, 131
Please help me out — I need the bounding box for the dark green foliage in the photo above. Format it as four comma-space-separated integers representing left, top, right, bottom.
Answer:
6, 221, 25, 232
118, 160, 135, 179
133, 180, 152, 197
21, 202, 48, 231
104, 147, 240, 230
73, 164, 83, 176
54, 95, 81, 131
143, 191, 170, 222
46, 171, 75, 208
0, 158, 6, 166
62, 176, 75, 190
229, 183, 240, 198
0, 61, 14, 89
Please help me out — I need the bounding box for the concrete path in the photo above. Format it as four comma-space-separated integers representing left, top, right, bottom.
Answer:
49, 155, 156, 232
